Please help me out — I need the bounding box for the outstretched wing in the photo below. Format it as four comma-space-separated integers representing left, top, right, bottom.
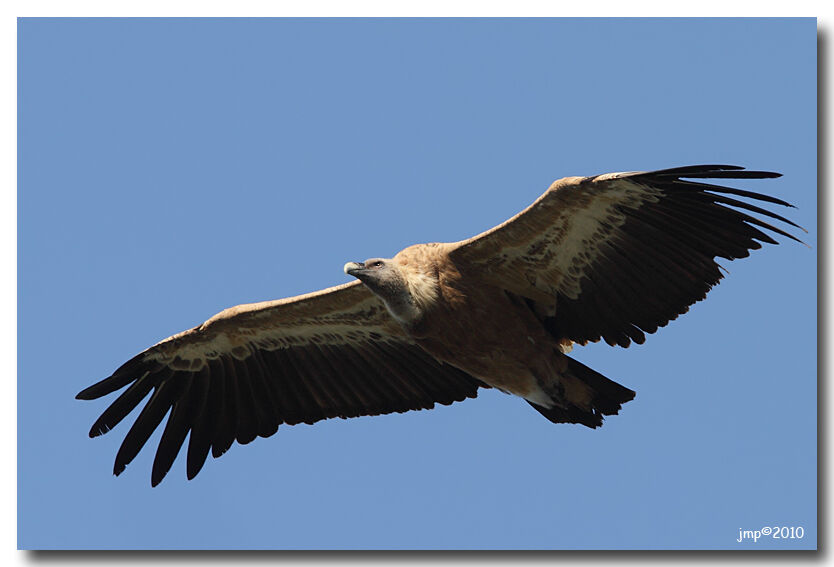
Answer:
450, 164, 804, 348
77, 281, 483, 486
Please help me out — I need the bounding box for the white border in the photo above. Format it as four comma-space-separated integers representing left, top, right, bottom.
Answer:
5, 3, 830, 567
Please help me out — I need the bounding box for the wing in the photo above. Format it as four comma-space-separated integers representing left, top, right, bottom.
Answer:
449, 164, 805, 348
77, 280, 483, 486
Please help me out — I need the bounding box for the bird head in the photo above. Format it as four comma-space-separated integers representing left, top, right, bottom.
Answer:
343, 258, 425, 324
343, 258, 395, 287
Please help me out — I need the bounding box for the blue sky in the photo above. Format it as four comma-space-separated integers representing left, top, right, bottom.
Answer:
18, 18, 816, 550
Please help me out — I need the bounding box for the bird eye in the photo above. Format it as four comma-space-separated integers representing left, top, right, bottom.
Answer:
370, 261, 384, 268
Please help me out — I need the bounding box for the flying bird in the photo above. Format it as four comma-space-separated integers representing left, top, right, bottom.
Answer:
77, 164, 804, 486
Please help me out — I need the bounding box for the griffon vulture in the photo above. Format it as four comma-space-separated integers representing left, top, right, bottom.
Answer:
77, 164, 803, 486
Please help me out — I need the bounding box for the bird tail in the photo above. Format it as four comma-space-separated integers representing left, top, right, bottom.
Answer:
528, 356, 635, 428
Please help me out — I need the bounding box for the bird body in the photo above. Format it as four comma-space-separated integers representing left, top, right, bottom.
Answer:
77, 165, 804, 485
349, 240, 633, 422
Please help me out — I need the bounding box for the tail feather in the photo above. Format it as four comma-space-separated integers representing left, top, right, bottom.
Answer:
529, 356, 635, 429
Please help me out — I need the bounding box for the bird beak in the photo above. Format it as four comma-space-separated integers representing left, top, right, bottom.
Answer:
343, 261, 365, 276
